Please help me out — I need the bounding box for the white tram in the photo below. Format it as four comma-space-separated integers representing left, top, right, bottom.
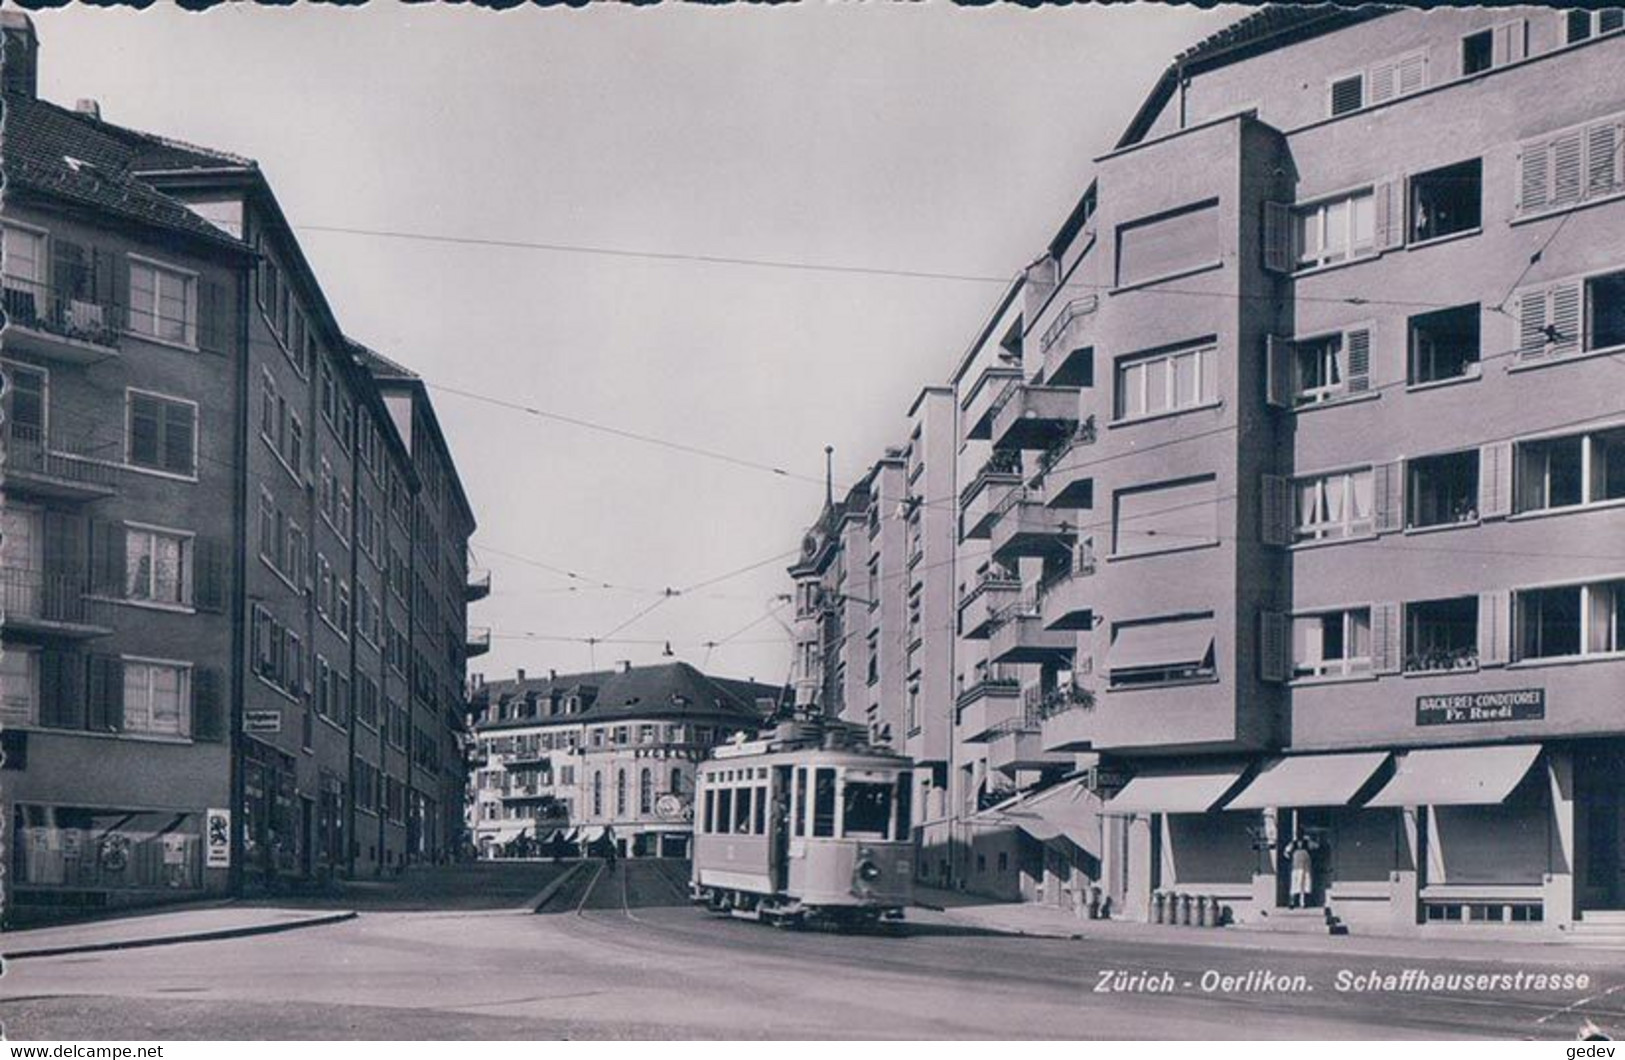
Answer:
691, 719, 914, 928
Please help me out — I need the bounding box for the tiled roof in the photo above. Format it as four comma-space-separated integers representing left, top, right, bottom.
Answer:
475, 662, 784, 730
1, 94, 248, 250
1173, 4, 1369, 67
347, 338, 421, 381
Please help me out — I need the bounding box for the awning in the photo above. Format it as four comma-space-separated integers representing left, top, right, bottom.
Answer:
968, 788, 1064, 842
1225, 751, 1391, 811
1365, 744, 1542, 808
1109, 621, 1214, 673
1105, 764, 1247, 815
482, 824, 531, 845
579, 826, 607, 844
1027, 780, 1101, 854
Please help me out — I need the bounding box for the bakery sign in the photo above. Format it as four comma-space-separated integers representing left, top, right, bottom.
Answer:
1417, 688, 1544, 727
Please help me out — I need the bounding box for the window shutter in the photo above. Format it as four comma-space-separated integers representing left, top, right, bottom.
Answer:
1344, 328, 1372, 393
199, 280, 223, 355
1262, 201, 1292, 273
91, 247, 118, 309
38, 650, 86, 729
1260, 474, 1292, 547
89, 519, 128, 598
1371, 602, 1402, 675
1587, 120, 1622, 196
1479, 441, 1513, 520
41, 510, 86, 584
194, 536, 226, 613
1396, 52, 1426, 95
1265, 335, 1293, 408
1374, 177, 1404, 250
1372, 459, 1405, 533
1493, 20, 1527, 65
1367, 59, 1398, 104
1517, 286, 1550, 361
1258, 611, 1289, 683
1330, 75, 1363, 116
1552, 130, 1585, 207
87, 655, 125, 732
1549, 280, 1582, 357
192, 667, 224, 741
1604, 9, 1625, 33
1478, 590, 1510, 667
1518, 142, 1550, 215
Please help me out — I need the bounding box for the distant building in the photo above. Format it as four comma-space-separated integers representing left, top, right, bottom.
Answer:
467, 663, 782, 858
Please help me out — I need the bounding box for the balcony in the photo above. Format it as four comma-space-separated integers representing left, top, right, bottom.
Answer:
957, 565, 1020, 640
0, 568, 112, 639
959, 365, 1022, 441
990, 383, 1080, 451
1039, 683, 1100, 754
1034, 417, 1098, 510
465, 568, 491, 602
2, 276, 122, 364
987, 725, 1073, 776
466, 626, 492, 657
1039, 295, 1099, 388
1037, 545, 1097, 632
990, 487, 1075, 565
2, 423, 119, 503
959, 451, 1023, 542
955, 672, 1021, 742
988, 594, 1075, 666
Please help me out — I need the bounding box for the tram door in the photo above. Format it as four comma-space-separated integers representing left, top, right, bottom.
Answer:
771, 766, 793, 890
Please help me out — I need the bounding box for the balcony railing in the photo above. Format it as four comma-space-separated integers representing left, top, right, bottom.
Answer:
465, 568, 492, 602
1036, 543, 1097, 600
1033, 682, 1096, 723
959, 449, 1023, 508
3, 276, 122, 351
4, 422, 119, 492
1034, 416, 1098, 481
0, 567, 106, 628
466, 626, 492, 656
954, 668, 1020, 708
1039, 295, 1100, 354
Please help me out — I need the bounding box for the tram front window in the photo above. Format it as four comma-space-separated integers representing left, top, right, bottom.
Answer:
842, 782, 894, 840
813, 769, 837, 837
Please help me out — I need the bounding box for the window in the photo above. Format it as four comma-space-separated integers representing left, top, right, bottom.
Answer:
1294, 335, 1343, 404
1112, 475, 1218, 557
127, 391, 197, 476
1566, 8, 1625, 43
812, 768, 837, 838
1329, 74, 1363, 116
1114, 200, 1219, 288
1586, 270, 1625, 351
1294, 191, 1375, 269
1408, 450, 1479, 529
123, 660, 190, 737
1409, 160, 1481, 243
1406, 596, 1479, 673
1293, 609, 1372, 679
1108, 614, 1217, 689
127, 259, 196, 347
616, 770, 628, 816
125, 526, 191, 606
1295, 469, 1374, 542
1409, 304, 1481, 385
842, 781, 893, 840
1517, 579, 1625, 659
1461, 29, 1493, 75
1114, 341, 1216, 420
1515, 427, 1625, 513
0, 646, 38, 726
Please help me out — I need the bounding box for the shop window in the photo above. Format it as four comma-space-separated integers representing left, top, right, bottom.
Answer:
1409, 304, 1481, 385
1410, 160, 1482, 243
13, 806, 202, 891
1407, 450, 1479, 528
1405, 596, 1479, 673
1585, 270, 1625, 351
1293, 609, 1372, 679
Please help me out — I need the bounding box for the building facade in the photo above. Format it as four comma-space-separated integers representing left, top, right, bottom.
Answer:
468, 663, 781, 859
790, 6, 1625, 938
0, 14, 483, 917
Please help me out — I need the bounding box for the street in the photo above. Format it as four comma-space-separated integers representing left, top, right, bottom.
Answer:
3, 861, 1622, 1040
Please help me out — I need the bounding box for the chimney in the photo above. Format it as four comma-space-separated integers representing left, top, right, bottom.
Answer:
515, 668, 525, 683
74, 98, 100, 121
619, 660, 633, 674
548, 668, 557, 681
2, 12, 38, 100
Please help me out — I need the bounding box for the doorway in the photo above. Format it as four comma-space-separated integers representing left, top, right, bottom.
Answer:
1577, 743, 1625, 910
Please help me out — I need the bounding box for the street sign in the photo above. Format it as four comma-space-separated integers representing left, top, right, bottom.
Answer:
244, 710, 282, 734
1416, 688, 1544, 727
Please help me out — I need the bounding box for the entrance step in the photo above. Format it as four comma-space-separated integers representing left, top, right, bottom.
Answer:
1576, 911, 1625, 926
1239, 906, 1348, 935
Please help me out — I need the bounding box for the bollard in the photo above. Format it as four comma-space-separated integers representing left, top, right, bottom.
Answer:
1196, 894, 1211, 928
1178, 892, 1193, 926
1209, 897, 1225, 927
1087, 884, 1102, 920
1152, 890, 1166, 924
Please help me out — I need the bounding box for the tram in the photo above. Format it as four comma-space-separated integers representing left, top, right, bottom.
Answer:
691, 717, 914, 928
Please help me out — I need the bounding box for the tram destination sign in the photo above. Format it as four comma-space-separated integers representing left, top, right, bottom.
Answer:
1416, 688, 1544, 726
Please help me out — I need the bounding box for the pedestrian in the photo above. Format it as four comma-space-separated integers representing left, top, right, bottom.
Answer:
1288, 836, 1315, 909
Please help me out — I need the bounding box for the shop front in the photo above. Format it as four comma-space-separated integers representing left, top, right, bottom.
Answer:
11, 804, 207, 913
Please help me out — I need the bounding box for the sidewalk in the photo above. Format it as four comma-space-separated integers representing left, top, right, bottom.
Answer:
911, 886, 1625, 971
2, 905, 356, 960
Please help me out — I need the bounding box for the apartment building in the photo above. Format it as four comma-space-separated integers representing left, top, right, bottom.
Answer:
0, 14, 483, 913
792, 6, 1625, 937
467, 663, 781, 858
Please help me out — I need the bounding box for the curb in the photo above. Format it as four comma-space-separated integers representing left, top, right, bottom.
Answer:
2, 910, 358, 961
912, 900, 947, 913
527, 861, 587, 913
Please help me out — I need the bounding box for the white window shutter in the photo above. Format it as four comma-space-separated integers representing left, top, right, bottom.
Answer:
1517, 286, 1549, 361
1550, 280, 1583, 356
1344, 328, 1372, 393
1374, 177, 1405, 249
1265, 334, 1293, 408
1368, 59, 1399, 103
1396, 52, 1427, 95
1259, 611, 1289, 683
1518, 141, 1551, 215
1263, 201, 1292, 273
1260, 474, 1291, 547
1372, 459, 1405, 533
1479, 440, 1513, 520
1493, 20, 1528, 65
1586, 120, 1621, 196
1371, 601, 1402, 675
1552, 130, 1585, 206
1478, 590, 1510, 667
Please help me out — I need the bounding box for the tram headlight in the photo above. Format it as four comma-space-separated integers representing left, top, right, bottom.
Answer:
857, 858, 882, 883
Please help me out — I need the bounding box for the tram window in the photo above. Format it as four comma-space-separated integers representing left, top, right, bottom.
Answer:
843, 781, 894, 840
895, 773, 913, 839
717, 788, 734, 835
733, 786, 752, 834
813, 769, 838, 837
753, 785, 766, 835
794, 768, 807, 837
703, 790, 715, 834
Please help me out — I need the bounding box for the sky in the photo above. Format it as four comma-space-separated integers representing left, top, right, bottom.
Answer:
29, 0, 1243, 687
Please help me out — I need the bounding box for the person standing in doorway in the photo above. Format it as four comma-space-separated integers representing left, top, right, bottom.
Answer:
1289, 836, 1315, 908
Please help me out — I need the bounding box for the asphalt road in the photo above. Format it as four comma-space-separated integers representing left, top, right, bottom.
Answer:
3, 859, 1621, 1040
